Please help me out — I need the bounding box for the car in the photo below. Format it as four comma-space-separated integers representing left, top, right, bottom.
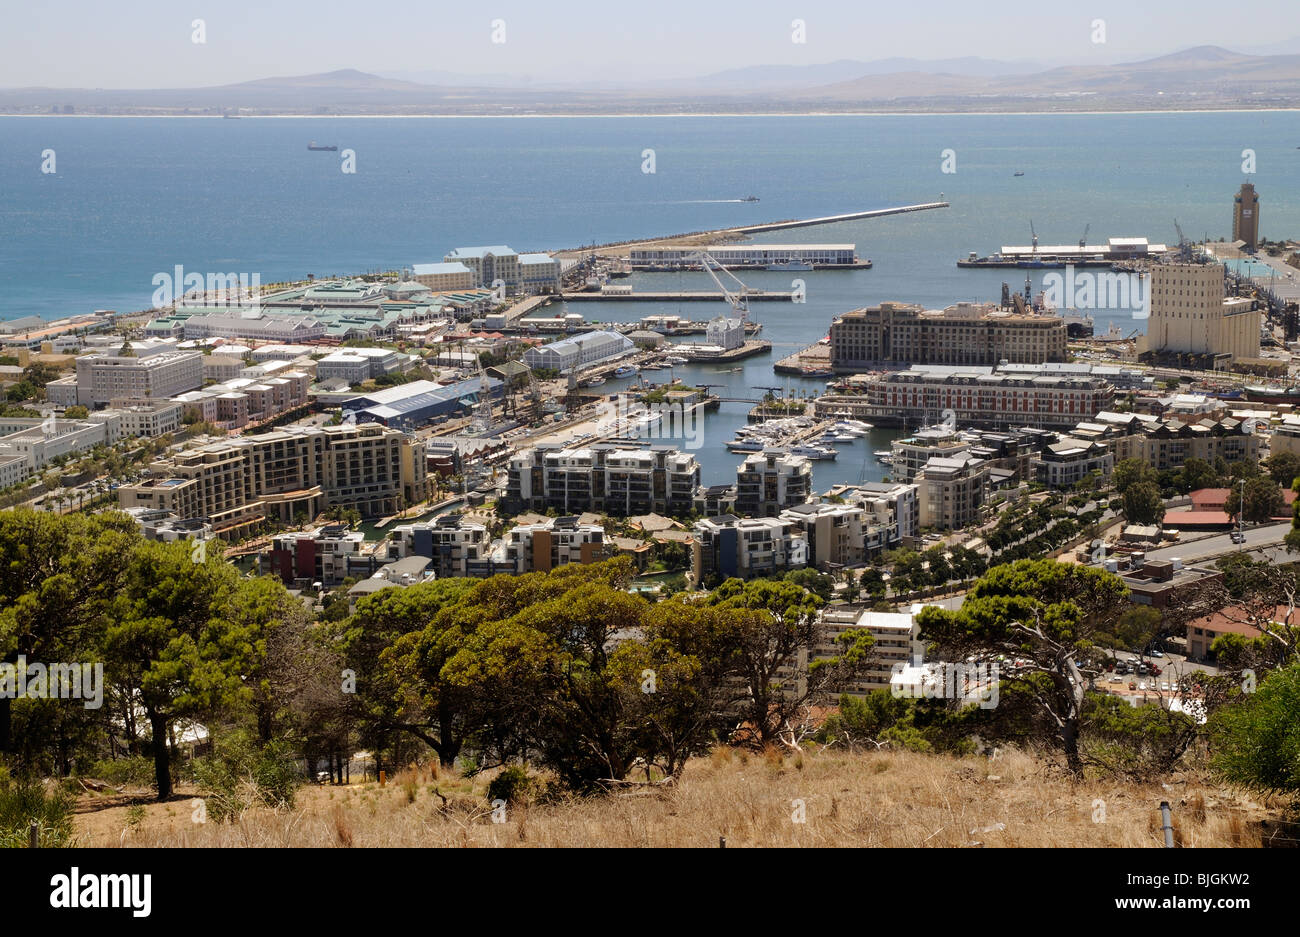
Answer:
1136, 663, 1150, 676
1160, 682, 1172, 692
1150, 665, 1162, 676
1114, 661, 1130, 675
1149, 648, 1165, 658
1230, 531, 1246, 544
1109, 675, 1122, 684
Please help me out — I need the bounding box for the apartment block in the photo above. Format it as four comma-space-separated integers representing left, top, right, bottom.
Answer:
117, 422, 428, 535
691, 515, 808, 583
504, 443, 700, 516
814, 607, 928, 696
735, 450, 813, 516
1034, 436, 1114, 489
915, 453, 989, 532
504, 516, 608, 573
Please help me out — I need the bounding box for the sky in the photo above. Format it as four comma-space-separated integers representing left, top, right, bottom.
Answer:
2, 0, 1298, 88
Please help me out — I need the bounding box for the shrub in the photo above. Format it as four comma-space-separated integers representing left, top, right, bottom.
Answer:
87, 756, 156, 789
0, 776, 75, 848
193, 738, 301, 823
487, 765, 539, 806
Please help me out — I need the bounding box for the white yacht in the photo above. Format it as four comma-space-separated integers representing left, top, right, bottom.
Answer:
791, 444, 838, 460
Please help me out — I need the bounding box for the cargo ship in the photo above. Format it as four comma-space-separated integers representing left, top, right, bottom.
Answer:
307, 142, 339, 151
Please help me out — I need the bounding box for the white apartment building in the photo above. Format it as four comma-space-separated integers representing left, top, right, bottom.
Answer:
316, 348, 407, 385
814, 606, 929, 696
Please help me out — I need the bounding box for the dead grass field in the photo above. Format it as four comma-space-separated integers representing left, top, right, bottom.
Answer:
72, 747, 1283, 848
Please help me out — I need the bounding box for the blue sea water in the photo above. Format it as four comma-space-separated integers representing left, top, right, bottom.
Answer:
1, 112, 1297, 486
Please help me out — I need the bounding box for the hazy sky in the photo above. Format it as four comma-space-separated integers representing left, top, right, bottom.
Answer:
3, 0, 1296, 88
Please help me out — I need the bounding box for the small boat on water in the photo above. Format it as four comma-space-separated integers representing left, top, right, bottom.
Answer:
791, 444, 838, 460
663, 355, 689, 366
612, 365, 637, 378
308, 141, 339, 151
741, 195, 760, 202
726, 439, 765, 452
640, 362, 666, 371
1014, 171, 1025, 177
582, 376, 606, 387
820, 433, 857, 444
800, 367, 834, 378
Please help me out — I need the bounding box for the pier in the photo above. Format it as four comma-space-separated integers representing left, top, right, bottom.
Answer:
560, 290, 795, 302
733, 202, 949, 235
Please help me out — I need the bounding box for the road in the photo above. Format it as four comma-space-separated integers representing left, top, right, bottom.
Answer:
1143, 522, 1291, 564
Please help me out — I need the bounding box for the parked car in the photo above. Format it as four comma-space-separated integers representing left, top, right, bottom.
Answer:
1136, 663, 1150, 676
1230, 531, 1246, 544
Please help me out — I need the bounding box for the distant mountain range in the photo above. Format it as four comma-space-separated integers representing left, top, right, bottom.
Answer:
3, 46, 1299, 115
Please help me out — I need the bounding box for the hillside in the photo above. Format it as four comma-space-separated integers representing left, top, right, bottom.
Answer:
74, 747, 1282, 848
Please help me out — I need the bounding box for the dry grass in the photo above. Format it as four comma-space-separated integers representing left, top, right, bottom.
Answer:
73, 748, 1281, 848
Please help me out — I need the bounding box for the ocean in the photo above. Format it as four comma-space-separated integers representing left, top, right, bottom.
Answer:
1, 111, 1296, 486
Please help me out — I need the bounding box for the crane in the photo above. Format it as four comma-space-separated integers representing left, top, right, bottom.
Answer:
689, 250, 750, 320
1078, 223, 1090, 250
1029, 219, 1038, 254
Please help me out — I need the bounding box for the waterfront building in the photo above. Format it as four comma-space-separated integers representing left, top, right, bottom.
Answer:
1067, 412, 1259, 472
1233, 183, 1260, 252
1137, 262, 1260, 364
315, 347, 409, 385
706, 316, 745, 351
389, 515, 499, 579
778, 502, 881, 568
829, 481, 921, 545
629, 244, 858, 269
890, 427, 970, 483
411, 262, 476, 293
343, 377, 503, 432
265, 524, 376, 586
734, 450, 813, 516
818, 366, 1114, 430
829, 301, 1067, 371
522, 330, 635, 374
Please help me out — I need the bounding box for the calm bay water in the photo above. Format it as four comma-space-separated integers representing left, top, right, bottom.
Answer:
2, 112, 1297, 486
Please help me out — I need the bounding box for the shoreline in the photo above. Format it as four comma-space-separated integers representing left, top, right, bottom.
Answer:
3, 107, 1300, 119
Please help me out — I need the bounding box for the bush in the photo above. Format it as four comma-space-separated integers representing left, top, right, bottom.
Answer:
0, 774, 75, 848
487, 765, 539, 806
193, 738, 301, 823
88, 756, 156, 789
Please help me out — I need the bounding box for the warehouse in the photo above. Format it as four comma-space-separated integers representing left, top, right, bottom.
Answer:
522, 330, 635, 374
344, 377, 503, 431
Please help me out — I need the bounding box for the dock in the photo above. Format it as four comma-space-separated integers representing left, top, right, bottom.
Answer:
677, 339, 771, 363
560, 290, 796, 302
773, 342, 833, 376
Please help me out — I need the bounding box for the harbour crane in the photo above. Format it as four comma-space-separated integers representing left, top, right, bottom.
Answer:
1029, 219, 1038, 254
689, 250, 751, 320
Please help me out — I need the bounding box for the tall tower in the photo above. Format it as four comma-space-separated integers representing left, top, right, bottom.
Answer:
1233, 182, 1260, 251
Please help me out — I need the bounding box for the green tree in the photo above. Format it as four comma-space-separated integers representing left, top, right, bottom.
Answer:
1265, 451, 1300, 488
1225, 477, 1286, 524
1112, 458, 1157, 496
63, 405, 89, 420
916, 559, 1130, 774
707, 578, 874, 749
104, 541, 254, 799
1211, 661, 1300, 794
1121, 481, 1166, 525
1177, 457, 1220, 493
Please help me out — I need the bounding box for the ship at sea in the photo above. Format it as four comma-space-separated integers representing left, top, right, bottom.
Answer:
307, 142, 339, 151
741, 195, 760, 202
